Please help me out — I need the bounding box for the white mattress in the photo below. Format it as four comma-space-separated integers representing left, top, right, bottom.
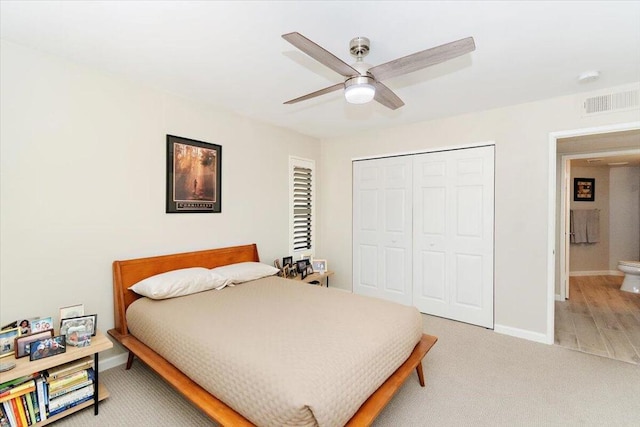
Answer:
126, 275, 422, 427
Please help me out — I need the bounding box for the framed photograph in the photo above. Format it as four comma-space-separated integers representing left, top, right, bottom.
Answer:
60, 314, 97, 337
1, 321, 17, 331
0, 328, 20, 359
15, 329, 54, 358
300, 267, 307, 280
282, 256, 293, 268
30, 317, 53, 334
296, 259, 308, 274
66, 330, 91, 347
166, 135, 222, 214
574, 178, 595, 202
60, 304, 85, 320
312, 259, 327, 274
30, 336, 66, 361
17, 317, 39, 335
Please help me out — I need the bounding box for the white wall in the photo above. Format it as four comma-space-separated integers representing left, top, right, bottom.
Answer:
610, 166, 640, 267
318, 85, 640, 339
0, 41, 319, 359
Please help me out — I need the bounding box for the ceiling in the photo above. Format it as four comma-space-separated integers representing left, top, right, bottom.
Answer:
1, 1, 639, 140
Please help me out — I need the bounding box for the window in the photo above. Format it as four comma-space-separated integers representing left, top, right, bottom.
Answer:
289, 157, 315, 256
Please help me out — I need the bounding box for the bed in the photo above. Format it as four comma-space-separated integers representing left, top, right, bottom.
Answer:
108, 244, 437, 426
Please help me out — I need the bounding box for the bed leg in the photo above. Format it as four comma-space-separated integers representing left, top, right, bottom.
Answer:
416, 361, 425, 387
126, 351, 135, 370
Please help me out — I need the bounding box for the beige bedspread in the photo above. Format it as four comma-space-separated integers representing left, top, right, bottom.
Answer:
126, 275, 422, 427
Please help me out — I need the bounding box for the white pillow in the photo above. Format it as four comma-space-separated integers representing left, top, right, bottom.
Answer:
211, 262, 279, 284
129, 267, 230, 300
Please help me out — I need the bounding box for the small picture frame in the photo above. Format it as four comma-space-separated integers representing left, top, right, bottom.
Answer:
30, 336, 66, 361
574, 177, 595, 202
15, 329, 54, 358
0, 328, 20, 359
30, 317, 54, 334
312, 259, 327, 274
60, 304, 85, 320
282, 256, 293, 268
60, 314, 97, 337
300, 267, 307, 280
66, 330, 91, 347
296, 259, 308, 275
17, 318, 39, 335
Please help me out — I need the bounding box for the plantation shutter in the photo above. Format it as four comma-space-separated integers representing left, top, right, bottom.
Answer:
292, 165, 313, 251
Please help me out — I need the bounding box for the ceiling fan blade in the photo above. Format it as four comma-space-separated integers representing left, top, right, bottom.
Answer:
373, 81, 404, 110
282, 32, 359, 78
284, 83, 344, 105
369, 37, 476, 81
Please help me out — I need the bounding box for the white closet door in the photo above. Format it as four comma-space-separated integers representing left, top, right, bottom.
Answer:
413, 146, 494, 328
353, 157, 413, 305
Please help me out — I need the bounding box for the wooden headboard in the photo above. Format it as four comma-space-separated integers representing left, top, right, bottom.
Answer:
112, 244, 260, 335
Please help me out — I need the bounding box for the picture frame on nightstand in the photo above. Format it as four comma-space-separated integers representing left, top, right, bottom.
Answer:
312, 259, 327, 274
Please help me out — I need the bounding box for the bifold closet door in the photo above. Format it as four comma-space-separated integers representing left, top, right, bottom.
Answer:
413, 146, 494, 328
353, 157, 413, 306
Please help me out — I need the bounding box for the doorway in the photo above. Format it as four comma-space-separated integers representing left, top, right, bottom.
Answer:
547, 121, 640, 350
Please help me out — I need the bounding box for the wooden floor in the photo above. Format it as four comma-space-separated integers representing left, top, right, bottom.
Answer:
555, 275, 640, 365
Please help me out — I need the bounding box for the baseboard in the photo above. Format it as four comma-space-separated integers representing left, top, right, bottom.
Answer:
494, 324, 552, 345
569, 270, 623, 277
99, 352, 128, 372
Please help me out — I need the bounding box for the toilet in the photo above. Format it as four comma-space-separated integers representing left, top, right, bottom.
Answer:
618, 261, 640, 293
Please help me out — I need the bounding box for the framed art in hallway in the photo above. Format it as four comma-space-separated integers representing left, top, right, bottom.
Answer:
574, 177, 595, 201
166, 135, 222, 213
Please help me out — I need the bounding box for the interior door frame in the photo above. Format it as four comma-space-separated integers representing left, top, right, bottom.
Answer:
559, 148, 640, 301
547, 121, 640, 344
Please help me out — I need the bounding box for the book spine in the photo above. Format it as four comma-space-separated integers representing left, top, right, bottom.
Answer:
48, 378, 93, 400
27, 392, 38, 424
0, 382, 36, 404
20, 397, 29, 427
0, 404, 11, 427
2, 402, 16, 427
1, 402, 16, 427
34, 379, 46, 423
47, 371, 88, 392
11, 398, 25, 427
20, 396, 31, 426
48, 384, 94, 411
46, 359, 93, 381
47, 394, 93, 417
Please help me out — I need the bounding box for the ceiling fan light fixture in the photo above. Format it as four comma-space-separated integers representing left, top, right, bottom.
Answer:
345, 76, 375, 104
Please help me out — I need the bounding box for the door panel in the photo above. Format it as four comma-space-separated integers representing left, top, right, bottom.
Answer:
413, 146, 494, 328
353, 157, 413, 305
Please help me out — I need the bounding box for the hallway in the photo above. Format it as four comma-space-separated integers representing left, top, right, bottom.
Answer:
555, 275, 640, 365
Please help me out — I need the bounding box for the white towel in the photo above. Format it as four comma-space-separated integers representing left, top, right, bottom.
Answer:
571, 210, 588, 243
586, 209, 600, 243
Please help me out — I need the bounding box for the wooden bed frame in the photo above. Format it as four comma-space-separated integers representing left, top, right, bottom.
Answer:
108, 244, 437, 426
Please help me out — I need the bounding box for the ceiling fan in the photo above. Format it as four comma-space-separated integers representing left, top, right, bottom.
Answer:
282, 32, 476, 110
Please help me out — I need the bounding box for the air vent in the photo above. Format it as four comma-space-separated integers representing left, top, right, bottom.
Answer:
582, 89, 639, 115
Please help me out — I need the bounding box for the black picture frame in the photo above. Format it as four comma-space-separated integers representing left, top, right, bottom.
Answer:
283, 256, 293, 268
60, 314, 97, 337
29, 335, 66, 361
296, 260, 308, 275
574, 178, 595, 202
166, 135, 222, 213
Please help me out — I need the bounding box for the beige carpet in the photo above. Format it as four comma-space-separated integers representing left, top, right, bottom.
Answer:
55, 314, 640, 426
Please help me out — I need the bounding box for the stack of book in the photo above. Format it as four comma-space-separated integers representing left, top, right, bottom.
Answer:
0, 372, 43, 427
44, 356, 95, 417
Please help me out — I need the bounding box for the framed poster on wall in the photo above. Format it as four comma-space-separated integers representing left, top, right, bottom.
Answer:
166, 135, 222, 213
574, 177, 595, 202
